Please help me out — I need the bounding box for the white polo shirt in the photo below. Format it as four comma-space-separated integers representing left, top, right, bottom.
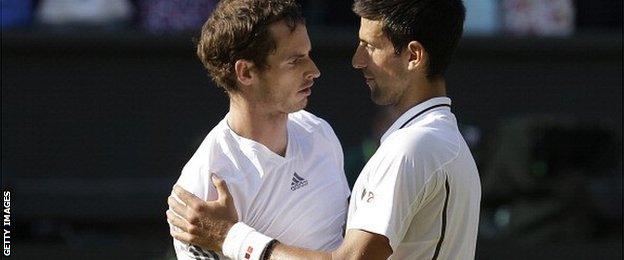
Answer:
173, 110, 350, 260
347, 97, 481, 260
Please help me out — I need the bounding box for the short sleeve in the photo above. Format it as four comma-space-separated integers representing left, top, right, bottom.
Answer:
175, 161, 216, 200
171, 161, 219, 259
346, 151, 427, 251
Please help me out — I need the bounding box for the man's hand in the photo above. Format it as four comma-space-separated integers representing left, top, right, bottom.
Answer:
167, 175, 238, 252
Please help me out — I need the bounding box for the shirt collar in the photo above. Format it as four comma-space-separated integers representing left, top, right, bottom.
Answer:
224, 114, 294, 165
380, 97, 452, 143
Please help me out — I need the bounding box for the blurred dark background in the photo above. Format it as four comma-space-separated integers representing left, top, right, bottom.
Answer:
1, 0, 622, 259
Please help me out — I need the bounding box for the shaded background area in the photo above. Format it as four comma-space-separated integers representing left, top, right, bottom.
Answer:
2, 0, 622, 259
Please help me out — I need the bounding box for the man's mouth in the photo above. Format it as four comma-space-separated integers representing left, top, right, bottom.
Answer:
298, 82, 313, 95
363, 72, 374, 82
363, 75, 375, 87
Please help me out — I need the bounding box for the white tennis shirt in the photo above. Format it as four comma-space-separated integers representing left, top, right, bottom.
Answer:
173, 110, 350, 259
347, 97, 481, 260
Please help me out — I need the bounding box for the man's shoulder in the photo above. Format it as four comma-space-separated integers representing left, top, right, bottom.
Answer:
193, 119, 230, 151
177, 120, 235, 197
381, 118, 461, 163
289, 110, 331, 130
288, 110, 338, 139
184, 119, 233, 169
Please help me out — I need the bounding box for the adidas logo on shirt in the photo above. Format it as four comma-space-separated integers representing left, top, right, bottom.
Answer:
290, 172, 308, 191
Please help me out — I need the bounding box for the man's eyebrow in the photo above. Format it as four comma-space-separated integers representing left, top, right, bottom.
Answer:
359, 38, 372, 45
285, 51, 309, 60
287, 54, 306, 59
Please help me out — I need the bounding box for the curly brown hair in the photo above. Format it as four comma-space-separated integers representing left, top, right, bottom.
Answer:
197, 0, 304, 92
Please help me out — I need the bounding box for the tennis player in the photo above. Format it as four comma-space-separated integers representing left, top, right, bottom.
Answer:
166, 0, 350, 259
168, 0, 481, 259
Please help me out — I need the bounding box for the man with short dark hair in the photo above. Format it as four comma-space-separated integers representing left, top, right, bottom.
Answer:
167, 0, 350, 259
169, 0, 481, 259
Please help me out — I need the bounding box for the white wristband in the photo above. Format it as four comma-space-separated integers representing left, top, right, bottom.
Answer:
222, 222, 274, 260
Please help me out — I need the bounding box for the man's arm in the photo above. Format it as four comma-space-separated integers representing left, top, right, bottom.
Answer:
167, 177, 392, 260
169, 165, 225, 259
266, 229, 391, 260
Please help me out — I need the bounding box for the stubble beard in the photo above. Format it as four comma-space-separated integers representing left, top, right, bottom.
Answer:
370, 83, 394, 106
261, 88, 307, 115
284, 92, 308, 114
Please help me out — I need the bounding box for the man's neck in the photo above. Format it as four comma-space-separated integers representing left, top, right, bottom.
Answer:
392, 76, 447, 117
227, 96, 289, 157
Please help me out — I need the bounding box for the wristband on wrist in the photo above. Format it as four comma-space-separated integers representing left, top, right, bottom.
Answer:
222, 222, 274, 260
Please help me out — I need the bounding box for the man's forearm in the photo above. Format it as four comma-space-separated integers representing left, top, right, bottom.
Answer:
264, 242, 331, 260
263, 229, 393, 260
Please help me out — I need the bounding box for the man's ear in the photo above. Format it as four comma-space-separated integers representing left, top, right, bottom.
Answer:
234, 59, 256, 88
407, 41, 427, 72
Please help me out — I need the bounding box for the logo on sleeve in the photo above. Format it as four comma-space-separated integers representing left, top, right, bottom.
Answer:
360, 187, 374, 203
245, 246, 253, 259
290, 172, 308, 191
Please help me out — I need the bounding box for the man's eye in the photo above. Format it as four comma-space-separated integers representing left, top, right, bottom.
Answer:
360, 42, 374, 50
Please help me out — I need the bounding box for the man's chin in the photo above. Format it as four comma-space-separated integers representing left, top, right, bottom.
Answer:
370, 91, 390, 106
297, 101, 308, 112
286, 100, 308, 113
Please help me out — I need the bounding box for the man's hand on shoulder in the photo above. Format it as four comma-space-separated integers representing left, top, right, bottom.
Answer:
167, 175, 238, 252
166, 175, 393, 260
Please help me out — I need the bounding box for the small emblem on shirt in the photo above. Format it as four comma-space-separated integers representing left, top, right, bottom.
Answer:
290, 172, 308, 191
244, 246, 253, 259
361, 187, 374, 203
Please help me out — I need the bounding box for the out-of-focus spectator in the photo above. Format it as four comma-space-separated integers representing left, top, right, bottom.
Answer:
36, 0, 134, 26
137, 0, 217, 33
1, 0, 34, 29
503, 0, 575, 36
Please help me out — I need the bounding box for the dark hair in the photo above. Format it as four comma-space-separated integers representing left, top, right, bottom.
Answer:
353, 0, 465, 77
197, 0, 304, 91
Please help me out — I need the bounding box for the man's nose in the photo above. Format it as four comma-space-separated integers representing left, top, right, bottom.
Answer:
352, 46, 366, 69
307, 60, 321, 80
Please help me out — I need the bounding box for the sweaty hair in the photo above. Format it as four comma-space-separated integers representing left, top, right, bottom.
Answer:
353, 0, 465, 77
197, 0, 304, 91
